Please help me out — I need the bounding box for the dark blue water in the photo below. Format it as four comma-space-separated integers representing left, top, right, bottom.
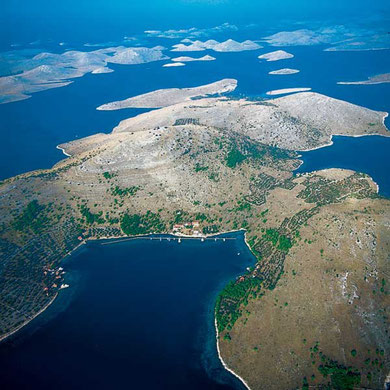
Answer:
0, 233, 253, 390
296, 135, 390, 198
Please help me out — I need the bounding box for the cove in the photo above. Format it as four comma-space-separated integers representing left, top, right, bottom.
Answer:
296, 135, 390, 198
0, 233, 253, 390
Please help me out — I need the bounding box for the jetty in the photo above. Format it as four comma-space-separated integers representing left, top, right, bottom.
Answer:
101, 236, 236, 245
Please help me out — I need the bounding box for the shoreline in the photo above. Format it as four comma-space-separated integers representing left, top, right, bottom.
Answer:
214, 230, 254, 390
297, 128, 389, 153
214, 318, 251, 390
0, 292, 58, 344
56, 145, 72, 157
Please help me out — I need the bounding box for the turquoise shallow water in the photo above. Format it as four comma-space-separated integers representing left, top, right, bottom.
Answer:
0, 233, 253, 389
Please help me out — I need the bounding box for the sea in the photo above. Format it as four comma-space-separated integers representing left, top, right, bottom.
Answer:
0, 233, 252, 390
0, 1, 389, 388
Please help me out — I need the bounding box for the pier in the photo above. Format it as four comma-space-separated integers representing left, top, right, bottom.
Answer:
101, 235, 236, 246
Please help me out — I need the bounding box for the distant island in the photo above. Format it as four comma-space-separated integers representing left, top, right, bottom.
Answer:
0, 81, 389, 389
337, 73, 390, 85
96, 79, 237, 110
258, 50, 294, 62
163, 62, 186, 67
269, 68, 300, 75
171, 39, 261, 52
171, 55, 216, 62
0, 46, 168, 104
266, 87, 311, 95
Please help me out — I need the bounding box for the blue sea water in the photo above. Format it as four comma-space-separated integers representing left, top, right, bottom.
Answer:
0, 233, 252, 390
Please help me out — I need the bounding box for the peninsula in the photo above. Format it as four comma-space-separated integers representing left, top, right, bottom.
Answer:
0, 84, 389, 389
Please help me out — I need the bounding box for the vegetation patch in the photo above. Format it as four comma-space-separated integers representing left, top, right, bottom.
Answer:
121, 211, 165, 236
103, 171, 116, 180
318, 361, 361, 389
13, 200, 49, 233
111, 185, 139, 198
301, 344, 383, 389
194, 163, 209, 172
215, 276, 262, 333
263, 228, 292, 252
225, 146, 246, 168
80, 205, 105, 225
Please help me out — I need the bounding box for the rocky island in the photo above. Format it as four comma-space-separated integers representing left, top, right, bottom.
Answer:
337, 73, 390, 85
96, 79, 238, 110
266, 87, 312, 96
269, 68, 300, 75
258, 50, 294, 62
0, 81, 389, 389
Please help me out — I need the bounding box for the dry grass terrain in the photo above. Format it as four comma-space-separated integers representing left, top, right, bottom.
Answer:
0, 91, 388, 388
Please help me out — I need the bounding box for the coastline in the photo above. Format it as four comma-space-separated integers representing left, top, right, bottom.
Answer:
56, 145, 72, 157
212, 229, 254, 390
0, 292, 58, 344
214, 318, 251, 390
298, 130, 390, 153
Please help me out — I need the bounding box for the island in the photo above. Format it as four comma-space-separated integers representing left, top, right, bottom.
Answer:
0, 83, 389, 389
171, 39, 261, 52
163, 62, 186, 67
337, 73, 390, 85
266, 87, 311, 95
171, 55, 216, 62
269, 68, 300, 75
96, 79, 237, 110
0, 46, 168, 104
258, 50, 294, 62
